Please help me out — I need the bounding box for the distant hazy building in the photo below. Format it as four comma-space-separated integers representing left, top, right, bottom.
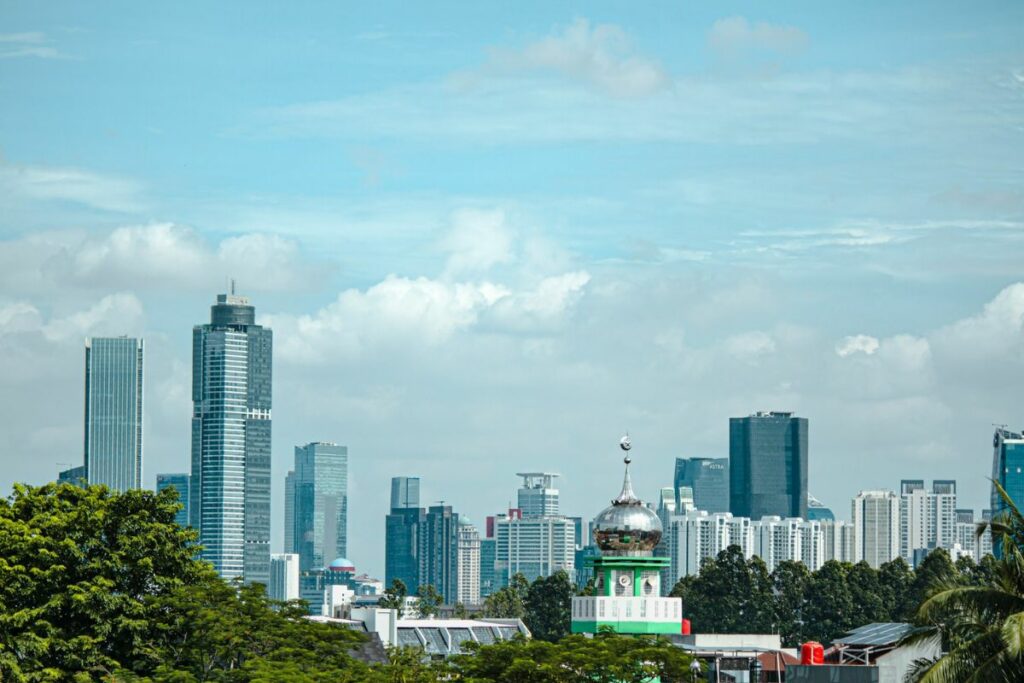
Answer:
191, 291, 272, 584
289, 442, 349, 572
479, 537, 497, 599
269, 553, 300, 602
419, 505, 459, 602
385, 476, 424, 593
729, 412, 808, 520
752, 516, 803, 572
84, 337, 144, 492
821, 519, 855, 563
807, 494, 835, 521
979, 509, 994, 558
58, 465, 88, 486
953, 509, 978, 562
673, 457, 729, 513
992, 428, 1024, 556
284, 470, 295, 556
457, 518, 481, 605
900, 480, 957, 565
517, 472, 560, 516
156, 473, 191, 528
494, 513, 575, 586
852, 490, 900, 568
663, 510, 753, 586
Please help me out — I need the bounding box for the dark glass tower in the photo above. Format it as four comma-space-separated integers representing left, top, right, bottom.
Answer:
673, 457, 729, 512
385, 476, 423, 592
156, 473, 191, 528
419, 504, 459, 602
289, 442, 348, 572
991, 427, 1024, 557
191, 292, 272, 584
729, 412, 808, 520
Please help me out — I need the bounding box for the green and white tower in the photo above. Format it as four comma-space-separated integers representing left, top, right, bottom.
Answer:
571, 436, 683, 635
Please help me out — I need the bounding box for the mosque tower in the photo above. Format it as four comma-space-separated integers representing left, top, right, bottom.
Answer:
571, 436, 683, 635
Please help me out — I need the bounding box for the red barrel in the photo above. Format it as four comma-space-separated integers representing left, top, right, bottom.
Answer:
680, 618, 691, 635
800, 642, 824, 665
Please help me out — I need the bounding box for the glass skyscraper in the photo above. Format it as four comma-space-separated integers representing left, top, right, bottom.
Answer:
729, 412, 808, 520
191, 292, 272, 584
84, 337, 144, 492
673, 457, 729, 512
156, 473, 191, 528
991, 427, 1024, 557
288, 442, 349, 572
385, 476, 423, 592
419, 504, 459, 602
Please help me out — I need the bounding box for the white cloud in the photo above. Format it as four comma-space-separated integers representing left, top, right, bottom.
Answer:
42, 293, 144, 342
0, 302, 43, 334
725, 330, 776, 360
441, 208, 516, 276
0, 32, 63, 59
456, 18, 670, 97
836, 334, 880, 357
708, 17, 808, 58
0, 163, 144, 212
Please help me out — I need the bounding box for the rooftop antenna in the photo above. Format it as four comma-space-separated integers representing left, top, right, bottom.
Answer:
230, 278, 236, 295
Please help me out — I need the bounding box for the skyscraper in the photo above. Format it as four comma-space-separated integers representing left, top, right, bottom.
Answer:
84, 337, 144, 492
729, 412, 808, 520
191, 291, 272, 584
269, 553, 300, 602
821, 519, 854, 563
457, 517, 481, 605
516, 472, 560, 516
284, 470, 295, 555
852, 490, 900, 568
289, 442, 348, 572
673, 457, 729, 512
992, 427, 1024, 557
494, 512, 575, 586
419, 504, 459, 602
156, 473, 191, 528
899, 479, 957, 564
385, 476, 423, 592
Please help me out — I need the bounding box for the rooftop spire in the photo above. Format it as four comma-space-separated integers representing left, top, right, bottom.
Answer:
613, 434, 640, 505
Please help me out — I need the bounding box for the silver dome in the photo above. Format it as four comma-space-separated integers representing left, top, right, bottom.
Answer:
591, 453, 662, 555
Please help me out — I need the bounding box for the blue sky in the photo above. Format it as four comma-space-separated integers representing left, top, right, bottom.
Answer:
1, 2, 1023, 576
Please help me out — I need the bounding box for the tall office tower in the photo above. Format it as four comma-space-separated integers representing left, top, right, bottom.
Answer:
751, 516, 804, 572
673, 457, 729, 512
663, 510, 753, 586
821, 519, 855, 563
290, 442, 348, 572
84, 337, 144, 492
457, 518, 481, 605
391, 476, 421, 510
156, 473, 191, 528
284, 470, 295, 555
729, 412, 808, 520
852, 490, 900, 568
899, 479, 957, 564
480, 537, 497, 599
494, 512, 575, 586
979, 509, 994, 558
516, 472, 560, 516
418, 505, 459, 602
191, 291, 272, 584
269, 553, 300, 602
992, 428, 1024, 556
807, 494, 835, 521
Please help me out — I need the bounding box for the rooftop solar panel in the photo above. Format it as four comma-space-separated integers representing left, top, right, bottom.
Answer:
835, 622, 914, 646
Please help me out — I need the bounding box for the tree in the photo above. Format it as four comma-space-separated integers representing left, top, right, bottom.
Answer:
847, 561, 886, 627
672, 546, 773, 634
378, 579, 408, 617
524, 571, 575, 642
771, 560, 810, 647
878, 558, 913, 621
802, 560, 853, 645
904, 482, 1024, 682
482, 573, 530, 619
415, 584, 443, 618
905, 548, 956, 622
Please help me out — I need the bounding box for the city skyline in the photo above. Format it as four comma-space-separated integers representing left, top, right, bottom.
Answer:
2, 2, 1023, 579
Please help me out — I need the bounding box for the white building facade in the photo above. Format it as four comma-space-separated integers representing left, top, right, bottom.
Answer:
269, 553, 300, 602
853, 490, 900, 568
457, 518, 481, 605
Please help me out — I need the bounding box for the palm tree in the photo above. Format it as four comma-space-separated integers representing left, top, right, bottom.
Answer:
903, 481, 1024, 682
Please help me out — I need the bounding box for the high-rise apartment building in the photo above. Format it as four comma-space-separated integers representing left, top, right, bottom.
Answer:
992, 428, 1024, 557
729, 412, 808, 520
457, 518, 481, 605
156, 473, 191, 528
751, 516, 804, 572
852, 490, 900, 568
663, 510, 753, 586
419, 504, 459, 602
821, 519, 854, 563
899, 479, 957, 565
191, 291, 272, 584
517, 472, 560, 516
288, 442, 348, 572
385, 476, 423, 593
673, 457, 729, 512
269, 553, 300, 602
84, 337, 144, 492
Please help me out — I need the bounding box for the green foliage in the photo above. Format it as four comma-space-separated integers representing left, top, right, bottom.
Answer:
481, 573, 529, 619
450, 631, 698, 683
377, 579, 408, 617
414, 584, 443, 618
670, 545, 773, 634
523, 570, 574, 642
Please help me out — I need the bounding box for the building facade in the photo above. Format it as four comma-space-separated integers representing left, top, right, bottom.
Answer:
58, 465, 88, 486
191, 292, 272, 584
821, 519, 855, 563
673, 457, 729, 513
289, 442, 348, 572
84, 337, 144, 492
457, 518, 481, 605
269, 553, 300, 602
156, 473, 191, 528
419, 505, 459, 602
385, 476, 424, 593
663, 510, 753, 586
852, 490, 900, 568
729, 412, 808, 520
899, 479, 957, 565
517, 472, 560, 516
494, 513, 575, 586
992, 428, 1024, 557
